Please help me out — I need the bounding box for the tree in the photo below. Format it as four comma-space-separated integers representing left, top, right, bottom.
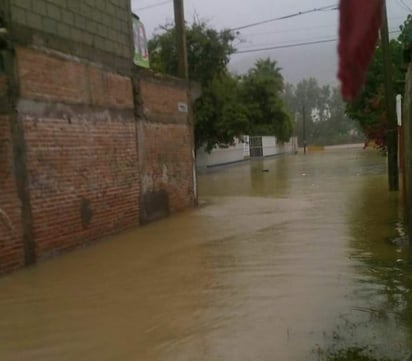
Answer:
149, 22, 235, 86
149, 24, 293, 151
343, 15, 412, 150
345, 40, 404, 150
194, 74, 248, 151
241, 58, 293, 142
283, 78, 364, 146
149, 22, 250, 151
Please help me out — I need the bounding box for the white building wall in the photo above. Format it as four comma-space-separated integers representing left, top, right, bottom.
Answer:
196, 136, 297, 169
262, 136, 297, 157
196, 138, 246, 169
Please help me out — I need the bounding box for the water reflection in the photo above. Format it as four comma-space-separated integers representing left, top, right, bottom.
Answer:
326, 166, 412, 360
0, 149, 410, 361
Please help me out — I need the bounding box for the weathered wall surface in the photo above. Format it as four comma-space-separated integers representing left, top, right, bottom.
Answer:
16, 46, 140, 259
0, 1, 195, 274
0, 113, 25, 273
0, 61, 25, 271
138, 73, 195, 223
403, 64, 412, 237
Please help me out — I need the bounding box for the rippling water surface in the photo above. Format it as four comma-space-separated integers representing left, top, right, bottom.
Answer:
0, 149, 410, 361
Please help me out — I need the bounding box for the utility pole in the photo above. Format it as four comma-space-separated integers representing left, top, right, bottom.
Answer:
381, 0, 399, 191
173, 0, 189, 80
173, 0, 198, 207
302, 103, 307, 155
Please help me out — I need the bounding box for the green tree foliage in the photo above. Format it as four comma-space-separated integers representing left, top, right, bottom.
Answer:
398, 14, 412, 48
194, 74, 248, 151
149, 22, 235, 85
240, 58, 293, 142
149, 23, 293, 151
343, 15, 412, 150
284, 78, 364, 146
345, 40, 404, 150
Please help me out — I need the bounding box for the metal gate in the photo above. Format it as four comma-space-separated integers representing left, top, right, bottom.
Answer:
249, 136, 263, 158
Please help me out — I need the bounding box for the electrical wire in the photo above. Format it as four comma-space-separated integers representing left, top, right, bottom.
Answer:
241, 24, 337, 38
135, 0, 172, 12
396, 0, 410, 12
229, 4, 338, 32
399, 0, 412, 12
234, 39, 337, 54
238, 16, 407, 39
233, 30, 401, 55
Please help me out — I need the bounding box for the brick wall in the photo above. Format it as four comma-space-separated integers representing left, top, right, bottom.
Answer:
0, 2, 196, 274
23, 116, 139, 258
8, 0, 132, 74
140, 122, 194, 214
16, 47, 134, 107
16, 46, 140, 260
0, 115, 25, 272
138, 73, 195, 223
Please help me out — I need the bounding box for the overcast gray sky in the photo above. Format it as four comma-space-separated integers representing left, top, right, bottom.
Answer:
131, 0, 411, 85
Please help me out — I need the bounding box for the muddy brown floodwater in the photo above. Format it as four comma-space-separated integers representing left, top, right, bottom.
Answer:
0, 148, 411, 361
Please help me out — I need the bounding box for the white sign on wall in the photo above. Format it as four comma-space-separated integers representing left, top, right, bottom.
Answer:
178, 102, 188, 113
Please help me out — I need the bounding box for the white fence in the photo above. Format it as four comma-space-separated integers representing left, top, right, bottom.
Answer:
262, 136, 291, 157
196, 138, 246, 169
196, 136, 297, 169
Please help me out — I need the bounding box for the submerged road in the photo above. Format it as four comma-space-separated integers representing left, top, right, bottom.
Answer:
0, 148, 410, 361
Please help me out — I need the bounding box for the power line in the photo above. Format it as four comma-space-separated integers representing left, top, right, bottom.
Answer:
241, 24, 337, 37
233, 30, 401, 55
229, 4, 338, 32
234, 38, 337, 54
399, 0, 412, 12
135, 0, 172, 12
238, 15, 408, 39
395, 0, 410, 12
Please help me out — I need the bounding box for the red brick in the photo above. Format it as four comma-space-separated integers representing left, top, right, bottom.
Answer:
1, 46, 195, 273
140, 122, 194, 213
140, 77, 187, 116
16, 47, 134, 109
0, 116, 25, 274
23, 115, 140, 258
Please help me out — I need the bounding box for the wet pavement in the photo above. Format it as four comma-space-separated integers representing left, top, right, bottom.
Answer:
0, 148, 411, 361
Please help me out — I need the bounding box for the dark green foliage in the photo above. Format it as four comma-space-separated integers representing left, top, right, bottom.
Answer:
149, 22, 235, 86
344, 15, 412, 149
240, 58, 293, 142
149, 22, 293, 151
193, 74, 248, 151
345, 40, 405, 150
398, 14, 412, 49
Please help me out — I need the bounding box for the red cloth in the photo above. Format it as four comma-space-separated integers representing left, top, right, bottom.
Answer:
338, 0, 383, 101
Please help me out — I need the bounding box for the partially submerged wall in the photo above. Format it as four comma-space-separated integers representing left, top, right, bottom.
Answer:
0, 110, 25, 272
0, 0, 195, 274
0, 56, 26, 272
16, 46, 140, 259
138, 71, 195, 223
196, 136, 297, 169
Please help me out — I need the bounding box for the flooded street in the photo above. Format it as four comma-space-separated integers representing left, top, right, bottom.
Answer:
0, 149, 411, 360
